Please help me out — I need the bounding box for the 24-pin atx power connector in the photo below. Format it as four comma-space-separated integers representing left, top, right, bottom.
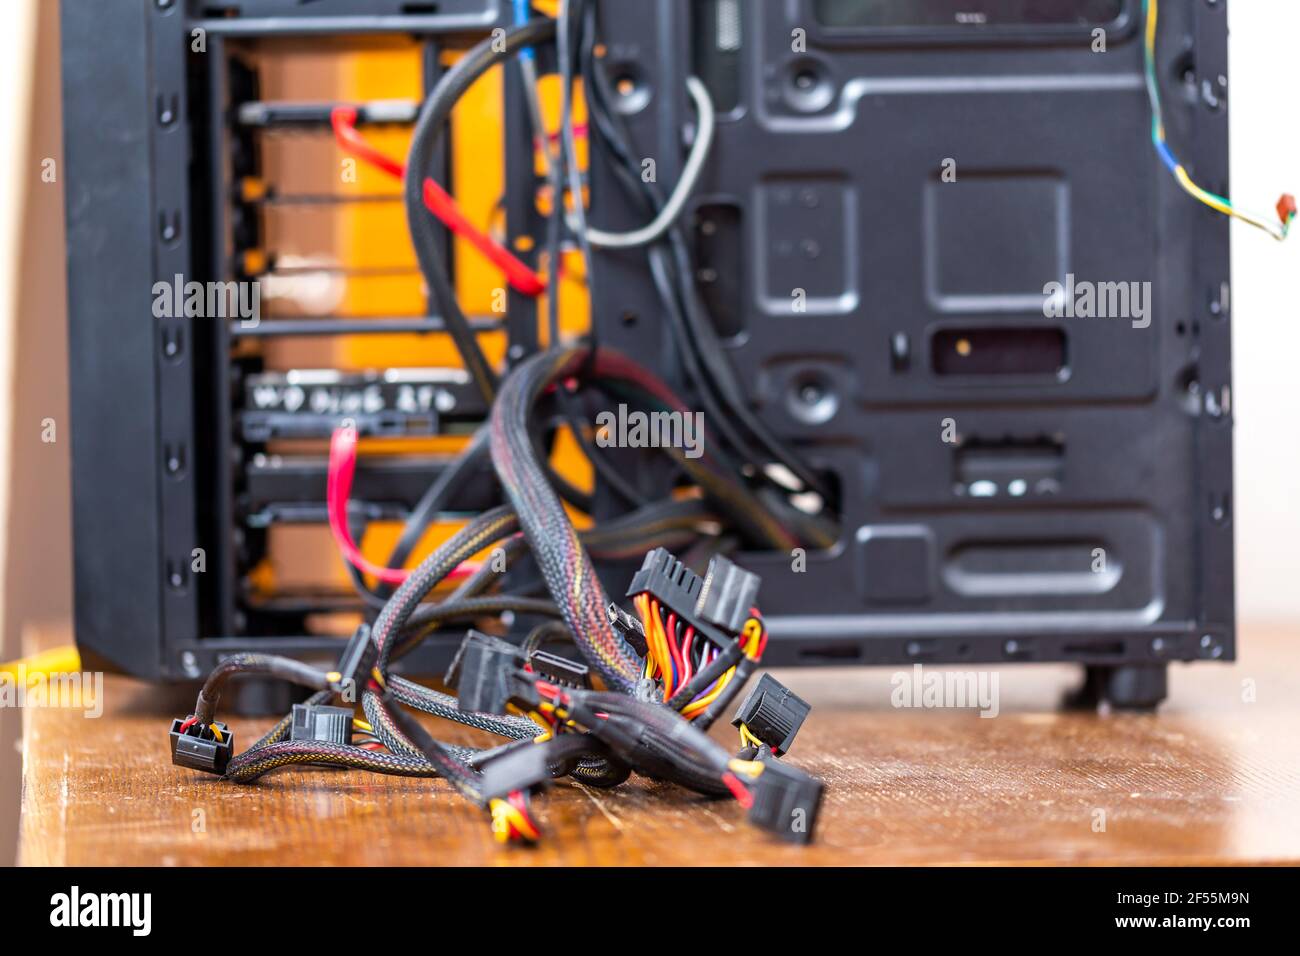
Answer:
626, 547, 760, 643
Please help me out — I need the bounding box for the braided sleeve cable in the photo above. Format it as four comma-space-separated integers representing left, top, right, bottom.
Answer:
400, 595, 561, 639
489, 348, 643, 692
370, 505, 520, 674
193, 654, 334, 726
362, 689, 426, 759
381, 691, 486, 805
387, 675, 543, 740
361, 692, 483, 786
225, 741, 454, 783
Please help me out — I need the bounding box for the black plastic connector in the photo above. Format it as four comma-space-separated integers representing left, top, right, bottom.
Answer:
169, 718, 235, 775
747, 759, 824, 845
446, 630, 527, 715
628, 547, 706, 613
479, 742, 555, 802
334, 623, 376, 700
528, 649, 590, 689
627, 548, 761, 647
696, 553, 761, 635
732, 673, 810, 756
290, 703, 354, 745
607, 602, 647, 656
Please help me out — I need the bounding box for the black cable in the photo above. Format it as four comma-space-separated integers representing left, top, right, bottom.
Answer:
544, 71, 565, 349
489, 348, 643, 690
556, 0, 597, 352
387, 675, 542, 739
579, 14, 835, 511
521, 619, 574, 657
554, 384, 649, 509
400, 594, 561, 642
371, 504, 521, 674
381, 689, 486, 804
446, 533, 528, 602
405, 18, 558, 403
579, 24, 787, 505
384, 427, 491, 579
192, 653, 334, 726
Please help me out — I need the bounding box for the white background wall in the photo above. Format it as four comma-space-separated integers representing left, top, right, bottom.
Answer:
1228, 4, 1300, 623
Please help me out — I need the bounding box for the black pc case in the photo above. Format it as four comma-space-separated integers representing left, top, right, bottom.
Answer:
62, 0, 1234, 709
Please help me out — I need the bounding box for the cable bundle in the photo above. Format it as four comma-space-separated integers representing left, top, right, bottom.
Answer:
167, 0, 1300, 851
634, 594, 766, 722
169, 5, 833, 848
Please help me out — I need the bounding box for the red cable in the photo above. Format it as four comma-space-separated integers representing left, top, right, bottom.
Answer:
331, 105, 406, 179
330, 106, 545, 297
679, 626, 695, 684
752, 607, 769, 658
721, 772, 753, 809
544, 122, 587, 144
422, 179, 545, 296
664, 609, 686, 698
326, 426, 478, 586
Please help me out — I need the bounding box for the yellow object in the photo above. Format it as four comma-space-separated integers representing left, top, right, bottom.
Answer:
680, 666, 733, 717
489, 797, 540, 843
0, 644, 82, 679
727, 757, 765, 779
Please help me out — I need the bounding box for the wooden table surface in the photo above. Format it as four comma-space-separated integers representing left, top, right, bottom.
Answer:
18, 626, 1300, 866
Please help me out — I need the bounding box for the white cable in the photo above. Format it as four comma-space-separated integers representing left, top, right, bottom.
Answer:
572, 75, 716, 250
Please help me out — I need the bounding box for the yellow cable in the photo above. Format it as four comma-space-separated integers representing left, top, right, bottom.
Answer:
489, 800, 514, 844
488, 797, 539, 843
650, 599, 675, 694
635, 594, 669, 687
681, 664, 735, 717
528, 709, 554, 742
510, 808, 540, 841
728, 758, 765, 778
0, 645, 82, 679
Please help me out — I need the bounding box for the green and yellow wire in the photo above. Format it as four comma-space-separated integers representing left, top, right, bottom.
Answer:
1144, 0, 1295, 241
